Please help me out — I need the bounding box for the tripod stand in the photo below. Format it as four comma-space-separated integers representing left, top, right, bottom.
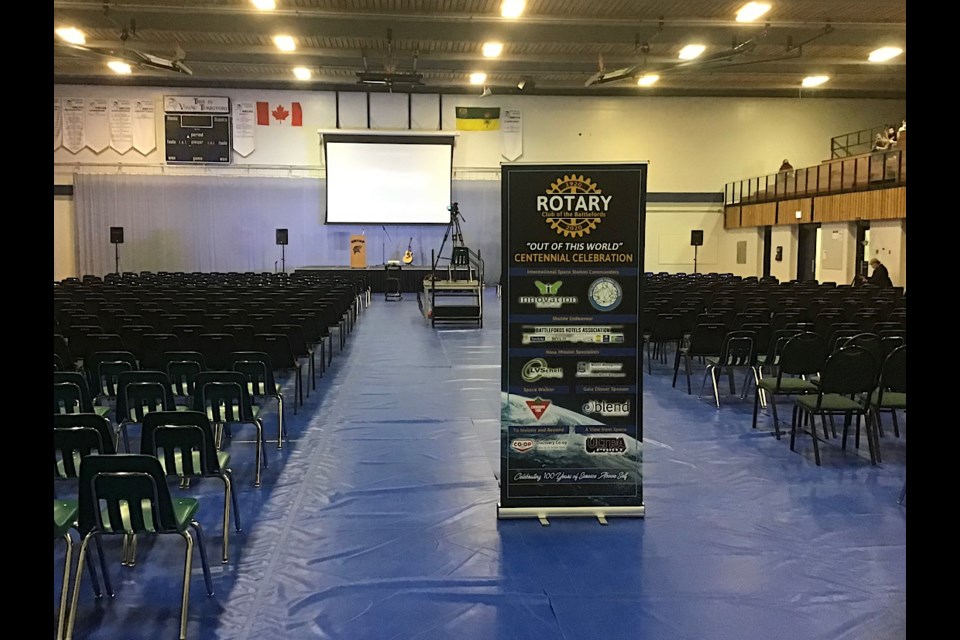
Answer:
433, 202, 466, 272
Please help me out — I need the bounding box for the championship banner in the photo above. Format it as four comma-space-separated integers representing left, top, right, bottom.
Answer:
84, 99, 110, 153
54, 97, 62, 150
109, 99, 133, 153
499, 163, 647, 521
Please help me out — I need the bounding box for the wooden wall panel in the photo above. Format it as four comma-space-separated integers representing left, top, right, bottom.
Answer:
776, 197, 813, 225
813, 187, 906, 223
740, 202, 776, 227
724, 206, 741, 229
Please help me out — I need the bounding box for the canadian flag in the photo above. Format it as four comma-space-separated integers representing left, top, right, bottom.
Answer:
256, 102, 302, 126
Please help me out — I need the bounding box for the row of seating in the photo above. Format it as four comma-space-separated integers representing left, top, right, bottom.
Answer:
54, 270, 368, 640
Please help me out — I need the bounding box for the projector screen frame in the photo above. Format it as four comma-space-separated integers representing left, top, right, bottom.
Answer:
320, 130, 459, 225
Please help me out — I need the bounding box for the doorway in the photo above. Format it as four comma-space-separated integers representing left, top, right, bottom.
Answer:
854, 221, 871, 280
762, 226, 772, 278
796, 224, 819, 282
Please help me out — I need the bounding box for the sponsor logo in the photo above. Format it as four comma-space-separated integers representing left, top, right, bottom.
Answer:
518, 280, 579, 309
511, 439, 535, 453
521, 325, 625, 345
588, 277, 623, 312
525, 397, 551, 420
521, 358, 564, 382
536, 440, 569, 451
576, 362, 627, 378
585, 436, 628, 454
582, 399, 631, 417
538, 175, 612, 238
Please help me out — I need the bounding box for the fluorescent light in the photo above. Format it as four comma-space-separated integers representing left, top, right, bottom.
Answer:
107, 60, 132, 75
736, 2, 771, 23
470, 72, 487, 85
273, 35, 296, 52
56, 27, 86, 45
251, 0, 276, 10
482, 42, 504, 58
802, 75, 829, 87
293, 67, 312, 80
795, 210, 802, 219
501, 0, 525, 18
869, 47, 903, 62
637, 74, 659, 87
678, 44, 706, 60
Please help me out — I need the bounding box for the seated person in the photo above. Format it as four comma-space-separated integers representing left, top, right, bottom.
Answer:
867, 258, 893, 288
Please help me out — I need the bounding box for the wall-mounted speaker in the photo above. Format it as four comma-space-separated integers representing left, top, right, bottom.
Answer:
276, 228, 289, 245
110, 227, 124, 244
690, 230, 704, 247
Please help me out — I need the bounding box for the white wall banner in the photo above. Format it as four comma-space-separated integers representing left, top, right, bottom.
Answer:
109, 99, 134, 153
54, 97, 63, 151
132, 99, 157, 155
62, 98, 85, 153
232, 101, 256, 157
501, 109, 523, 161
84, 99, 110, 152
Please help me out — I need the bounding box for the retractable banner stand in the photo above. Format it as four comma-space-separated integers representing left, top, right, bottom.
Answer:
499, 163, 647, 522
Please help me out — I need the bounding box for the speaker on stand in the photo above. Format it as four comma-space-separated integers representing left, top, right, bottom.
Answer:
110, 227, 124, 275
690, 229, 704, 275
276, 228, 288, 273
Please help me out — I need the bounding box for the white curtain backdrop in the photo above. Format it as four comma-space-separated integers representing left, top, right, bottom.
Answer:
74, 173, 502, 282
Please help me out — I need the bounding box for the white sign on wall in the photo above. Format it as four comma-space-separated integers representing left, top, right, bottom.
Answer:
232, 101, 256, 157
62, 98, 85, 153
109, 99, 134, 153
132, 99, 157, 155
501, 109, 523, 161
84, 99, 110, 152
164, 96, 230, 113
54, 97, 62, 151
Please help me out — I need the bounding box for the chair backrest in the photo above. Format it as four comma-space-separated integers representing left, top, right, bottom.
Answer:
81, 334, 127, 363
53, 376, 94, 414
778, 332, 826, 377
95, 360, 135, 399
192, 371, 255, 422
141, 410, 221, 476
271, 324, 309, 356
740, 323, 771, 357
879, 331, 907, 360
85, 350, 138, 391
124, 381, 174, 422
54, 334, 75, 368
878, 345, 906, 395
818, 346, 879, 396
717, 330, 756, 367
252, 333, 297, 369
54, 413, 116, 478
140, 333, 183, 370
230, 351, 278, 396
168, 360, 203, 397
116, 370, 175, 421
196, 333, 239, 370
841, 333, 882, 371
649, 314, 682, 341
763, 329, 802, 366
77, 454, 179, 536
687, 323, 727, 357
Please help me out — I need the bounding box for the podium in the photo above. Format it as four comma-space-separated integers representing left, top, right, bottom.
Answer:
350, 235, 367, 269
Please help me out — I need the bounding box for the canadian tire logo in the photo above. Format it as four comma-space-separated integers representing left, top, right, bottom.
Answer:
525, 397, 551, 420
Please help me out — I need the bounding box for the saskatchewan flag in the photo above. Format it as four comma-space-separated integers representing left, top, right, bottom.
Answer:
456, 107, 500, 131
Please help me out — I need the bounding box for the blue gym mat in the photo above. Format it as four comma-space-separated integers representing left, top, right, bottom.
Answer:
56, 290, 906, 639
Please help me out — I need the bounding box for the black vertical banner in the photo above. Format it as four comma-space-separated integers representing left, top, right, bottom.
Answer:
498, 164, 647, 519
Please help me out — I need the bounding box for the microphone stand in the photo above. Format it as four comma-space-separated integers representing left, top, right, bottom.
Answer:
381, 225, 393, 265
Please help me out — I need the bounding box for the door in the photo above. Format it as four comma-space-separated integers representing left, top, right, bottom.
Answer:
854, 221, 870, 280
796, 224, 819, 282
762, 226, 772, 278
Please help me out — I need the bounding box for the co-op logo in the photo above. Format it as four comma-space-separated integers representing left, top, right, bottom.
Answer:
538, 175, 612, 238
511, 439, 535, 453
582, 399, 631, 417
585, 436, 627, 454
521, 358, 564, 382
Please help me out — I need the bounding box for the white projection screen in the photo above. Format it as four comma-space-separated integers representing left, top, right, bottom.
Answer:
323, 132, 455, 224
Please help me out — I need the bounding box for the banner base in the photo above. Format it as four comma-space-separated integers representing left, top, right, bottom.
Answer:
497, 504, 645, 523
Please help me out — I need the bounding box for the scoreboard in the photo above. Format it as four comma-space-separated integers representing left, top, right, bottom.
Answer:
164, 96, 231, 164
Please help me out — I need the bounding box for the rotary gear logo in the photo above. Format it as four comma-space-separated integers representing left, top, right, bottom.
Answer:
543, 175, 603, 238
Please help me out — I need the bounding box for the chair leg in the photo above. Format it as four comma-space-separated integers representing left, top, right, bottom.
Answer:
863, 411, 877, 466
276, 393, 284, 449
811, 415, 822, 465
751, 384, 760, 430
225, 469, 242, 532
891, 409, 901, 438
310, 351, 316, 391
120, 422, 131, 453
770, 394, 782, 440
875, 410, 885, 438
297, 365, 303, 407
178, 531, 195, 640
710, 367, 720, 408
188, 521, 215, 596
789, 406, 799, 451
220, 472, 232, 564
66, 532, 95, 640
685, 355, 693, 394
93, 534, 113, 597
672, 351, 681, 388
646, 339, 653, 375
253, 419, 264, 487
57, 533, 73, 640
842, 413, 850, 450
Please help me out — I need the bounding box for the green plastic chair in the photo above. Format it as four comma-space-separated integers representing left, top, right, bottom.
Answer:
115, 371, 180, 452
231, 351, 284, 449
54, 500, 82, 640
753, 332, 824, 439
791, 345, 880, 466
53, 373, 112, 419
141, 410, 242, 564
66, 454, 214, 640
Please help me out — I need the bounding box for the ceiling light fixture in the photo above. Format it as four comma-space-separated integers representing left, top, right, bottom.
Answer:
470, 72, 487, 85
56, 27, 86, 45
293, 67, 312, 80
251, 0, 276, 10
678, 44, 706, 60
736, 2, 771, 23
481, 86, 492, 97
868, 46, 903, 62
482, 42, 504, 58
501, 0, 525, 19
107, 60, 132, 75
637, 74, 660, 87
273, 35, 296, 52
801, 75, 829, 87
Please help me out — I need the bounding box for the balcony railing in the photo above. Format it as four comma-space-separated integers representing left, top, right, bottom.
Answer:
724, 148, 906, 207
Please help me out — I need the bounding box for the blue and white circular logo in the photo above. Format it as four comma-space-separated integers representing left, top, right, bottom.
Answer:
587, 277, 622, 312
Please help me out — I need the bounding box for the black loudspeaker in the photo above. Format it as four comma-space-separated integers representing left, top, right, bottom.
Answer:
690, 230, 704, 247
110, 227, 124, 244
276, 229, 289, 245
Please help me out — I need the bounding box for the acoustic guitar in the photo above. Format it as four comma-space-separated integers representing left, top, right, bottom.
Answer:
403, 237, 414, 264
